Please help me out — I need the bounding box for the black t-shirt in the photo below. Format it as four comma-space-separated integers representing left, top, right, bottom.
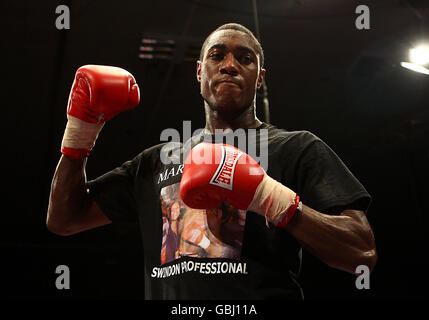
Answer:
87, 123, 371, 300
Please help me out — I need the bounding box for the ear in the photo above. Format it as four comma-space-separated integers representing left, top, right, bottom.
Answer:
196, 60, 202, 82
257, 68, 266, 89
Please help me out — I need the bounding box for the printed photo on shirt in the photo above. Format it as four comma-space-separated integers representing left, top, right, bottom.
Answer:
160, 183, 246, 265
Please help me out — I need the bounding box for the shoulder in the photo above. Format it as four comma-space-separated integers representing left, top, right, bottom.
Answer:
122, 142, 171, 174
136, 141, 185, 172
263, 123, 323, 149
140, 142, 180, 160
142, 142, 170, 155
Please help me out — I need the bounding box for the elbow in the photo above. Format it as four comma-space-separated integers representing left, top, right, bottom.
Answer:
329, 247, 378, 275
46, 214, 75, 236
359, 229, 378, 273
46, 221, 72, 236
328, 251, 377, 275
352, 220, 378, 273
361, 248, 378, 273
345, 248, 377, 275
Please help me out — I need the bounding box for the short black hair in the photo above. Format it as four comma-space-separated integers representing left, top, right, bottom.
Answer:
199, 23, 265, 68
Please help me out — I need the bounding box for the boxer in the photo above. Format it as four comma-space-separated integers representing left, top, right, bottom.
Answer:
47, 23, 377, 300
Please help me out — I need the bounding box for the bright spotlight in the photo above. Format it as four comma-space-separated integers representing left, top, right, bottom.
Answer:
400, 44, 429, 75
400, 62, 429, 75
409, 45, 429, 65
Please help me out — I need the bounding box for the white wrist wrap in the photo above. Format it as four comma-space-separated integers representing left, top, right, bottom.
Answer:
61, 115, 104, 151
248, 174, 296, 227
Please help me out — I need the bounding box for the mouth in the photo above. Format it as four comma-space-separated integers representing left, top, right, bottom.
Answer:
216, 80, 241, 88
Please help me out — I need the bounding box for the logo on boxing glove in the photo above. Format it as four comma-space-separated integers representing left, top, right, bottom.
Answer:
209, 145, 243, 191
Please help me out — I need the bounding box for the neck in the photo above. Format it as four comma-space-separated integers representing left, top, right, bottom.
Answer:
203, 102, 263, 134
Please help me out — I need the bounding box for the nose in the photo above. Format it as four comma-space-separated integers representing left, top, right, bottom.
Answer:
219, 53, 239, 76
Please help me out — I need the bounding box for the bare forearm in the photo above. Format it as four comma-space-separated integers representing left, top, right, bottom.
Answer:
286, 205, 377, 274
47, 155, 89, 233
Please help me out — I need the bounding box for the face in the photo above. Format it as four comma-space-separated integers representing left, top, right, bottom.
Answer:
197, 30, 265, 115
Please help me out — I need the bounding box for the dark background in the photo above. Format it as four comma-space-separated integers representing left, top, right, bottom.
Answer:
2, 0, 429, 300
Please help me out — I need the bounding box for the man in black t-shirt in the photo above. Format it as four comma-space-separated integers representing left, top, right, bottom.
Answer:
47, 23, 377, 299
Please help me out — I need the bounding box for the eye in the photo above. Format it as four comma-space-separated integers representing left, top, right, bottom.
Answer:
240, 55, 253, 64
209, 52, 224, 60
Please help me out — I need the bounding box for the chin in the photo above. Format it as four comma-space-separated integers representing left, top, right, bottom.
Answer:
214, 105, 251, 120
203, 93, 251, 115
212, 101, 242, 113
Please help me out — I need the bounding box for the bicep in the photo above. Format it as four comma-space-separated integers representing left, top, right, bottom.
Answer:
340, 209, 371, 227
340, 209, 376, 246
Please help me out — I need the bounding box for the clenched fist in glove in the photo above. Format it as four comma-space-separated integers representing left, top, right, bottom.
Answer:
61, 65, 140, 159
180, 143, 301, 228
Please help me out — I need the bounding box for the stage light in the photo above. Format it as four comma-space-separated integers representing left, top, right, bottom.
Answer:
138, 38, 176, 61
400, 62, 429, 75
138, 35, 202, 63
409, 45, 429, 65
400, 44, 429, 75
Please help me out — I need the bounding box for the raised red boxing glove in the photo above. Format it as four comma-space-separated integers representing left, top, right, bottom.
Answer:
61, 65, 140, 159
180, 143, 300, 228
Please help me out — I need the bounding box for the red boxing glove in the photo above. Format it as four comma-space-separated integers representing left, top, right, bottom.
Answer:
61, 65, 140, 159
180, 142, 264, 210
180, 143, 300, 228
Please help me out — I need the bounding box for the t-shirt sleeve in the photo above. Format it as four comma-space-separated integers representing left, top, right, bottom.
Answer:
86, 153, 143, 223
295, 133, 371, 214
